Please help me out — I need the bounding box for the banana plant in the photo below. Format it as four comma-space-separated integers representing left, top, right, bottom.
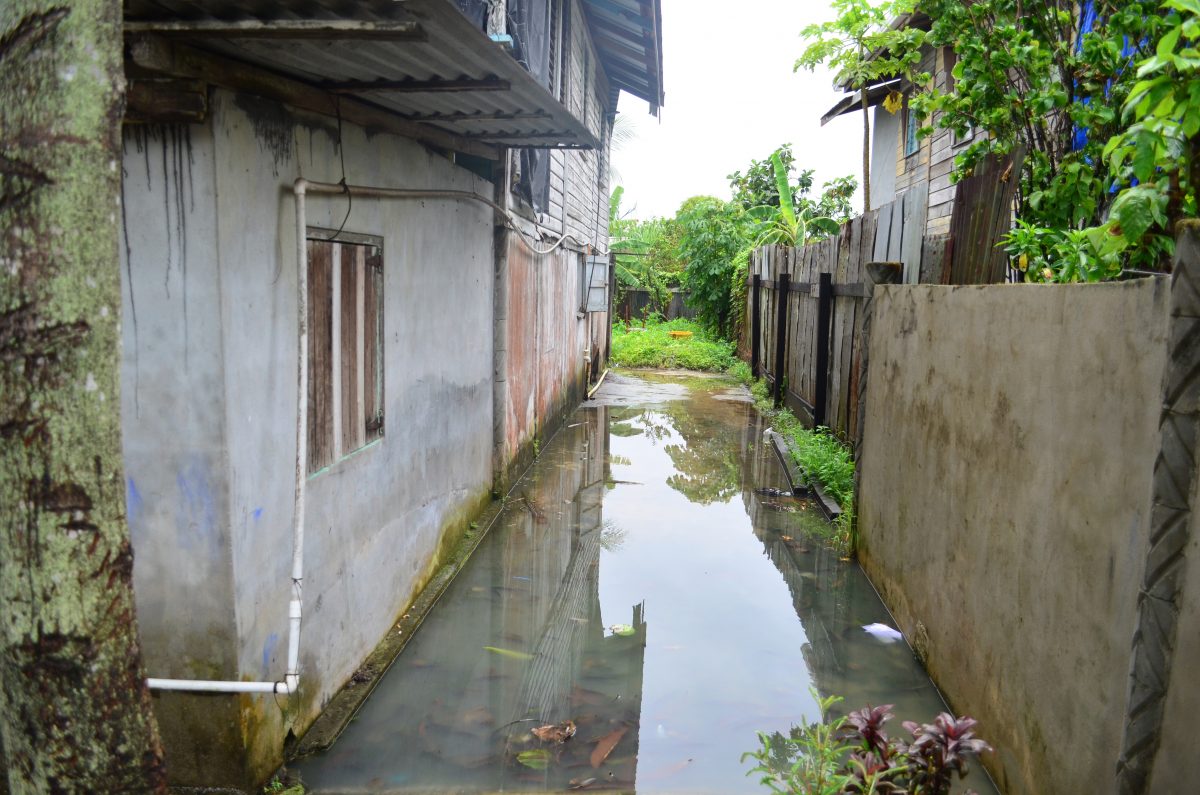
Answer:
747, 153, 843, 248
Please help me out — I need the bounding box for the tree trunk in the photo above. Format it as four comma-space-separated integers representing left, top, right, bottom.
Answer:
861, 86, 872, 214
0, 2, 167, 792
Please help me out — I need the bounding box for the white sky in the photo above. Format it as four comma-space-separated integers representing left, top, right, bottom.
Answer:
610, 0, 865, 220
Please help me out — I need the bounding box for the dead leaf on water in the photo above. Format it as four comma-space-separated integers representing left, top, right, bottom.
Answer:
569, 777, 597, 789
532, 720, 577, 744
646, 757, 694, 780
590, 726, 628, 768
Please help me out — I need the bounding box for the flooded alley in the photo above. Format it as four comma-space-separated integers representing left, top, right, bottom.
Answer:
294, 371, 990, 794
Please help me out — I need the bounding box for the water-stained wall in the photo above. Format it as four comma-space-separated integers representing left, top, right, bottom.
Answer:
856, 280, 1171, 794
494, 236, 607, 488
121, 89, 496, 788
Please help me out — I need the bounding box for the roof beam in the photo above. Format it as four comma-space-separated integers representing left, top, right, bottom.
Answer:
124, 19, 427, 41
127, 35, 500, 161
321, 77, 511, 94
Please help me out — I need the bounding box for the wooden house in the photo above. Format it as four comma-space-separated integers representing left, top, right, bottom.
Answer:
820, 11, 986, 257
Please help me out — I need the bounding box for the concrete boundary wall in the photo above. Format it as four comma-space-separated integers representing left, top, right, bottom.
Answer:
857, 280, 1177, 794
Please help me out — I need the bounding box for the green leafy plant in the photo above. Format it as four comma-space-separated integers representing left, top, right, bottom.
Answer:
747, 153, 844, 247
610, 186, 681, 320
914, 0, 1176, 276
743, 693, 855, 795
796, 0, 925, 213
744, 697, 991, 795
1098, 0, 1200, 247
677, 195, 754, 338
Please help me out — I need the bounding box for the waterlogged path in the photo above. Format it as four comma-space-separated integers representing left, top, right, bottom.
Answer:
295, 371, 993, 794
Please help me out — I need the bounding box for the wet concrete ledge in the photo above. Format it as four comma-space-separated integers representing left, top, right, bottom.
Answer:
289, 387, 585, 763
766, 429, 842, 521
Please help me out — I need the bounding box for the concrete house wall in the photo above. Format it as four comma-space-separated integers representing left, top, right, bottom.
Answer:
121, 44, 616, 784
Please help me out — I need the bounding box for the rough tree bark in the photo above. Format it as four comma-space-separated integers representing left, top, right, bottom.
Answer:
0, 1, 167, 792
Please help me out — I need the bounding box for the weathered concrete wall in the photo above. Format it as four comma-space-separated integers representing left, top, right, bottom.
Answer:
857, 280, 1171, 795
121, 89, 496, 789
119, 123, 254, 782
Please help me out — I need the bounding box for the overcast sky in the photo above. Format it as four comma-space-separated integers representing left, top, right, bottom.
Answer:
610, 0, 865, 220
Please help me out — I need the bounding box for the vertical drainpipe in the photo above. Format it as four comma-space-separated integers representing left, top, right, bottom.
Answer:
491, 154, 511, 490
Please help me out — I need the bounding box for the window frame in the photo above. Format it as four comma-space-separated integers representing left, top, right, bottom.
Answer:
305, 229, 385, 476
904, 95, 921, 158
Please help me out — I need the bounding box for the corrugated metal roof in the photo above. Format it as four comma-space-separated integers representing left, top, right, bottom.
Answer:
580, 0, 664, 115
124, 0, 602, 151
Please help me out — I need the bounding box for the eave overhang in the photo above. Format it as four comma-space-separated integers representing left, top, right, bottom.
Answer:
581, 0, 664, 115
124, 0, 602, 156
820, 79, 902, 126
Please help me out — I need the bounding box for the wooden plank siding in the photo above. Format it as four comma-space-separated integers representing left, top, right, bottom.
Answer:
884, 45, 989, 238
526, 0, 612, 250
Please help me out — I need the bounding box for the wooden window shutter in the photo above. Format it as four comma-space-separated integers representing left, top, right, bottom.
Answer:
364, 249, 384, 439
306, 238, 384, 474
307, 240, 335, 473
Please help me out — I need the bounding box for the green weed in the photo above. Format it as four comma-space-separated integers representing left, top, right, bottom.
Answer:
610, 318, 738, 372
750, 379, 856, 554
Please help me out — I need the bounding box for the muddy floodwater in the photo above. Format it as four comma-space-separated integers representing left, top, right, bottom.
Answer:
295, 371, 995, 794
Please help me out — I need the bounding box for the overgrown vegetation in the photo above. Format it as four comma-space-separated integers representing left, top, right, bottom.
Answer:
609, 144, 856, 341
800, 0, 1196, 280
743, 693, 992, 795
795, 0, 926, 214
914, 0, 1183, 278
609, 318, 739, 372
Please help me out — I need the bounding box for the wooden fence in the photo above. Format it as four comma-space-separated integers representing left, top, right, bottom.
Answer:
747, 212, 878, 441
745, 153, 1023, 441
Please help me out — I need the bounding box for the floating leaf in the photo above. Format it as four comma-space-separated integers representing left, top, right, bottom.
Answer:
532, 720, 577, 744
590, 726, 628, 768
484, 646, 533, 661
568, 777, 597, 790
517, 749, 552, 770
609, 624, 636, 637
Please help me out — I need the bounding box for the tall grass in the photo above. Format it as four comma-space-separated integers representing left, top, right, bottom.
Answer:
610, 318, 738, 372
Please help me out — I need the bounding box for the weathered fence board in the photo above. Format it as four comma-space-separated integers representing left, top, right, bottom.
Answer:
947, 146, 1025, 284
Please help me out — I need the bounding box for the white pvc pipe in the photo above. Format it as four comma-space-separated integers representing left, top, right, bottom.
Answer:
147, 181, 311, 696
146, 678, 289, 694
300, 179, 581, 256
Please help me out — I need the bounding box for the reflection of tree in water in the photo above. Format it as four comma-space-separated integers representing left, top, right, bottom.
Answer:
662, 403, 741, 505
608, 408, 672, 441
600, 519, 628, 552
606, 405, 741, 505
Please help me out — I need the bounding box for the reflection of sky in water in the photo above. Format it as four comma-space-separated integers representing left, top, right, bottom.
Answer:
295, 373, 995, 794
600, 409, 822, 793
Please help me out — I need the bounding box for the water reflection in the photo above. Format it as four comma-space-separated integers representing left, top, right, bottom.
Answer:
295, 372, 993, 794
